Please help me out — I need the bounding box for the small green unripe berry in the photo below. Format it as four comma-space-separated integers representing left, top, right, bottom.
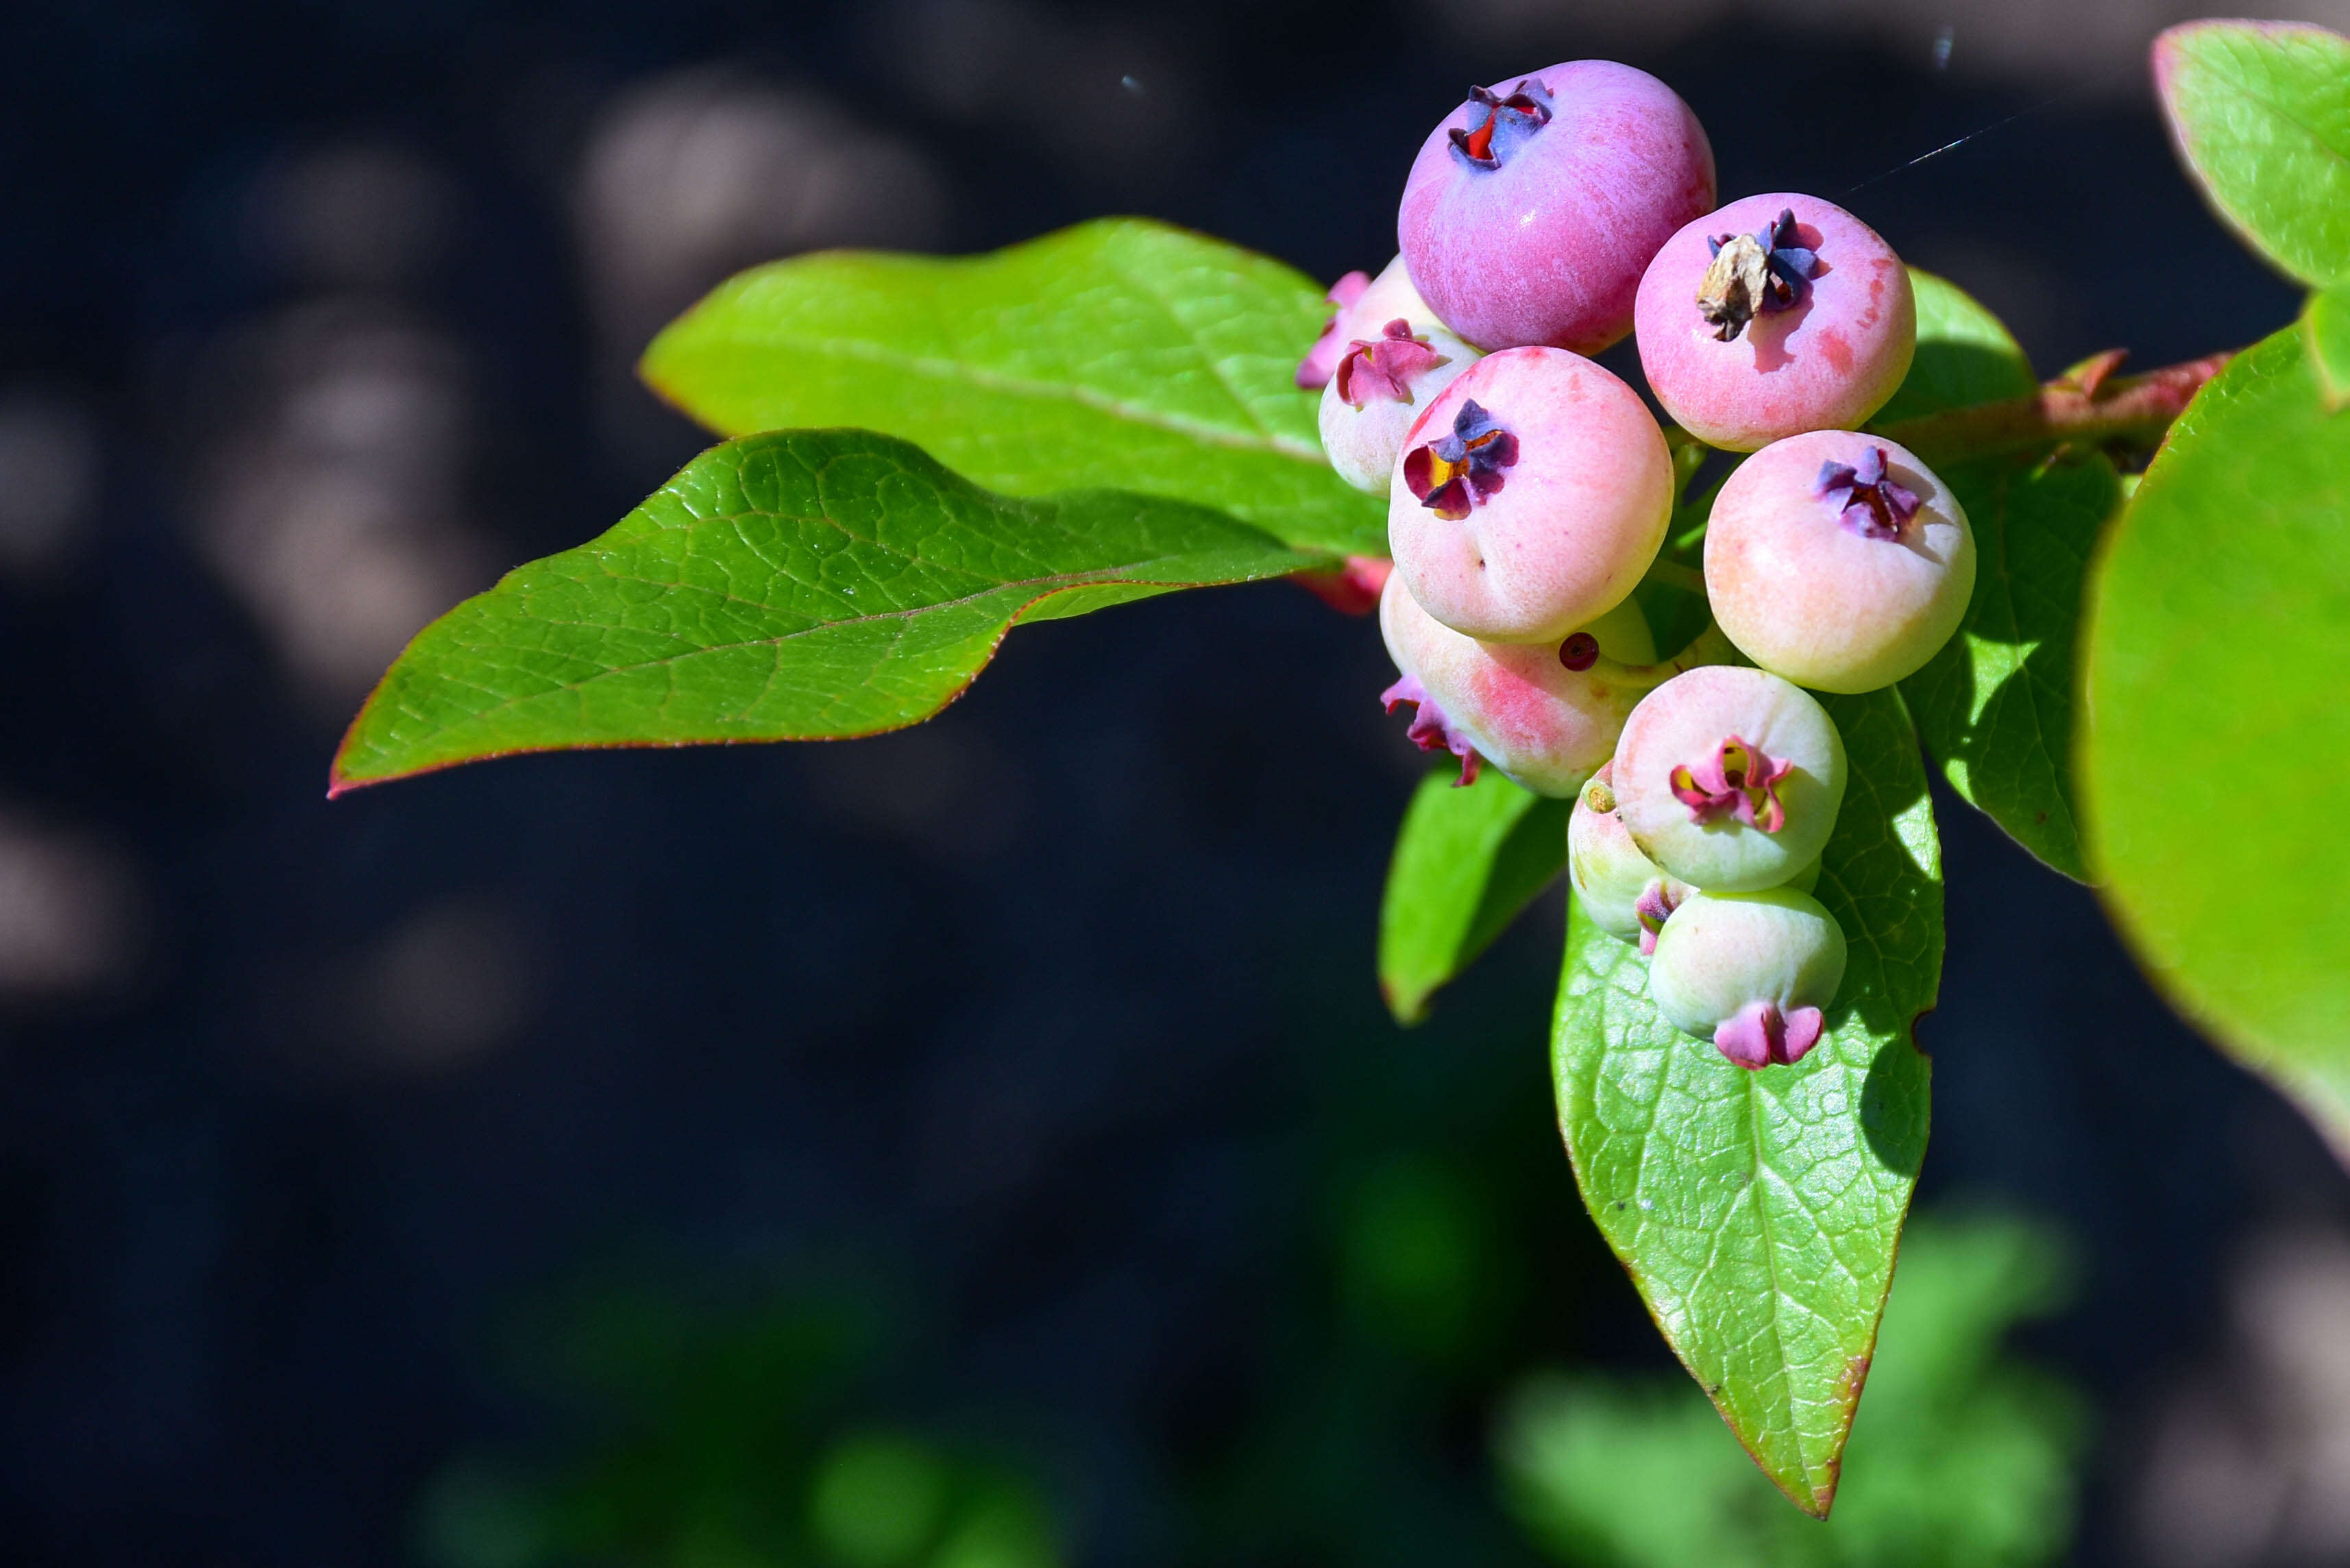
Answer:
1567, 764, 1691, 952
1611, 665, 1845, 892
1648, 887, 1847, 1069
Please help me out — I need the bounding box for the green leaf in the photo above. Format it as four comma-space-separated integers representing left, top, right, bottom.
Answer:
2304, 284, 2350, 411
640, 218, 1385, 555
1554, 687, 1941, 1517
1900, 455, 2116, 882
1869, 269, 2037, 427
1874, 269, 2100, 880
2155, 21, 2350, 287
1378, 768, 1572, 1026
2083, 325, 2350, 1155
332, 429, 1328, 792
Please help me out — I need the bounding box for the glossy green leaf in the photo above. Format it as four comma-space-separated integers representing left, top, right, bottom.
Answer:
1554, 688, 1940, 1516
1379, 768, 1571, 1026
1900, 455, 2116, 882
2304, 284, 2350, 411
641, 219, 1384, 555
2083, 326, 2350, 1155
332, 430, 1328, 792
1869, 269, 2037, 427
2155, 21, 2350, 286
1872, 271, 2099, 879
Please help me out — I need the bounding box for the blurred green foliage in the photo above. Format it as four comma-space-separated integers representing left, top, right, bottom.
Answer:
1497, 1212, 2086, 1568
411, 1281, 1058, 1568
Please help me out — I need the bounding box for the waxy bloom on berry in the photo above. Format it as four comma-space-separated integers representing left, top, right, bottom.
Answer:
1388, 347, 1672, 646
1705, 431, 1974, 693
1612, 666, 1846, 892
1633, 193, 1915, 450
1648, 888, 1847, 1070
1399, 60, 1715, 354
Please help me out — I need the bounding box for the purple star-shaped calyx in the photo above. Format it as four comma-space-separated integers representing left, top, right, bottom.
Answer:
1380, 673, 1481, 786
1447, 78, 1554, 170
1402, 399, 1519, 520
1713, 999, 1825, 1070
1296, 270, 1371, 389
1817, 445, 1922, 540
1633, 879, 1681, 957
1334, 319, 1451, 408
1697, 208, 1823, 341
1668, 736, 1794, 833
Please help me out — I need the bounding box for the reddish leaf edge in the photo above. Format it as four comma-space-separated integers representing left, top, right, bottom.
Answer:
328, 566, 1318, 798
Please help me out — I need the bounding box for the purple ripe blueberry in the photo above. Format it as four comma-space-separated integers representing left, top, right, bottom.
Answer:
1318, 317, 1480, 495
1648, 887, 1848, 1069
1705, 432, 1976, 692
1633, 193, 1916, 451
1296, 256, 1441, 390
1380, 569, 1655, 797
1397, 62, 1715, 354
1386, 347, 1672, 645
1612, 665, 1845, 892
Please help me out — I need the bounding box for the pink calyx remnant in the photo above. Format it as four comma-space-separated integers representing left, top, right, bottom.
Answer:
1293, 554, 1394, 616
1335, 320, 1449, 407
1713, 999, 1825, 1070
1297, 271, 1373, 389
1669, 737, 1793, 832
1633, 879, 1680, 956
1380, 672, 1482, 786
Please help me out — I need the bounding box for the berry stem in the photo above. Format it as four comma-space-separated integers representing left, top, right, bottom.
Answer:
1869, 350, 2233, 465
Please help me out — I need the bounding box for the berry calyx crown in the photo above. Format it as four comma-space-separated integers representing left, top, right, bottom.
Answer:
1402, 399, 1518, 520
1447, 79, 1554, 170
1696, 208, 1820, 343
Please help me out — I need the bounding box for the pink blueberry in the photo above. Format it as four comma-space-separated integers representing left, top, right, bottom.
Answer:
1397, 62, 1715, 354
1634, 193, 1916, 451
1296, 256, 1441, 389
1318, 317, 1480, 495
1648, 887, 1847, 1069
1386, 347, 1672, 646
1611, 665, 1845, 892
1705, 432, 1975, 692
1380, 571, 1656, 798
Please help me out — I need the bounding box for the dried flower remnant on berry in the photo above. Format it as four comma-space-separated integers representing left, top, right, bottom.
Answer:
1669, 737, 1794, 831
1817, 445, 1922, 540
1634, 880, 1681, 956
1713, 999, 1825, 1069
1447, 79, 1554, 169
1696, 208, 1820, 342
1380, 672, 1482, 786
1334, 321, 1450, 406
1296, 270, 1372, 389
1558, 632, 1600, 671
1402, 399, 1519, 519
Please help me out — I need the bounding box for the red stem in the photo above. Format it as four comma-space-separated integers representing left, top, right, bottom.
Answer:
1870, 351, 2233, 465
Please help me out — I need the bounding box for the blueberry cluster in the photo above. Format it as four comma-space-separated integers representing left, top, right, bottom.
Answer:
1301, 60, 1979, 1068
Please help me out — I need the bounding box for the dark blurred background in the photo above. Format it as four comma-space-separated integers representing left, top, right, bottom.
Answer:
6, 1, 2350, 1564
